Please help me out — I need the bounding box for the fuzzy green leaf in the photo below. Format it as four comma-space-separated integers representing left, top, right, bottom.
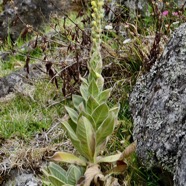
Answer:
80, 83, 89, 101
78, 102, 85, 112
62, 121, 83, 155
88, 69, 104, 91
65, 106, 78, 123
48, 162, 67, 183
97, 88, 111, 103
96, 75, 104, 91
88, 79, 99, 97
50, 152, 86, 166
80, 76, 88, 85
96, 112, 115, 146
67, 165, 83, 185
92, 103, 109, 128
88, 69, 96, 82
97, 153, 121, 163
86, 96, 99, 114
72, 94, 84, 110
76, 116, 95, 161
81, 111, 96, 129
48, 175, 66, 186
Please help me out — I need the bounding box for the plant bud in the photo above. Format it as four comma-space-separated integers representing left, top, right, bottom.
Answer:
93, 8, 98, 13
91, 13, 96, 19
98, 2, 104, 8
92, 38, 97, 43
92, 21, 97, 27
91, 1, 96, 7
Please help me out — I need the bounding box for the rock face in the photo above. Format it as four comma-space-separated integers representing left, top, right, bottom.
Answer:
0, 0, 70, 41
4, 172, 42, 186
129, 23, 186, 186
0, 64, 45, 98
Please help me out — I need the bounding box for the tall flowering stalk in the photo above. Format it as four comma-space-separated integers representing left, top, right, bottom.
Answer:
89, 0, 104, 75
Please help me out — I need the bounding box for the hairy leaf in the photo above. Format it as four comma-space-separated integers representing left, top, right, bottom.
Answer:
65, 106, 78, 123
88, 79, 99, 97
78, 102, 85, 112
50, 152, 86, 166
48, 162, 67, 183
97, 153, 121, 163
80, 83, 89, 101
81, 111, 96, 129
86, 96, 99, 114
62, 121, 83, 155
80, 76, 88, 85
97, 88, 111, 103
96, 112, 115, 146
96, 75, 104, 91
48, 175, 66, 186
76, 116, 96, 161
92, 103, 109, 128
72, 94, 84, 110
67, 165, 83, 185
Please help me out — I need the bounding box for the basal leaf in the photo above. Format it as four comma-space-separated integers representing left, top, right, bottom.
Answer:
50, 152, 86, 166
48, 162, 67, 183
88, 79, 99, 97
92, 103, 109, 128
76, 116, 96, 162
86, 96, 99, 114
72, 94, 84, 110
65, 106, 78, 123
96, 112, 115, 146
48, 175, 66, 186
97, 88, 111, 103
97, 153, 121, 163
67, 165, 83, 185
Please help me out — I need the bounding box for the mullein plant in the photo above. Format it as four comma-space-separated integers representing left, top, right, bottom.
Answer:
43, 0, 136, 185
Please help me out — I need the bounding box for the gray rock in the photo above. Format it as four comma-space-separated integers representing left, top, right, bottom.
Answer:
129, 23, 186, 186
0, 63, 45, 98
0, 0, 69, 41
4, 172, 42, 186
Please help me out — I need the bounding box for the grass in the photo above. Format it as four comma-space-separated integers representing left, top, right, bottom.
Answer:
0, 80, 64, 140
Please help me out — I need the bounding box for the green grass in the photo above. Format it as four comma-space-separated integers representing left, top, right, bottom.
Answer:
0, 11, 84, 140
0, 81, 64, 139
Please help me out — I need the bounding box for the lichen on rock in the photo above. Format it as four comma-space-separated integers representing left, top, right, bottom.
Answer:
130, 23, 186, 185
